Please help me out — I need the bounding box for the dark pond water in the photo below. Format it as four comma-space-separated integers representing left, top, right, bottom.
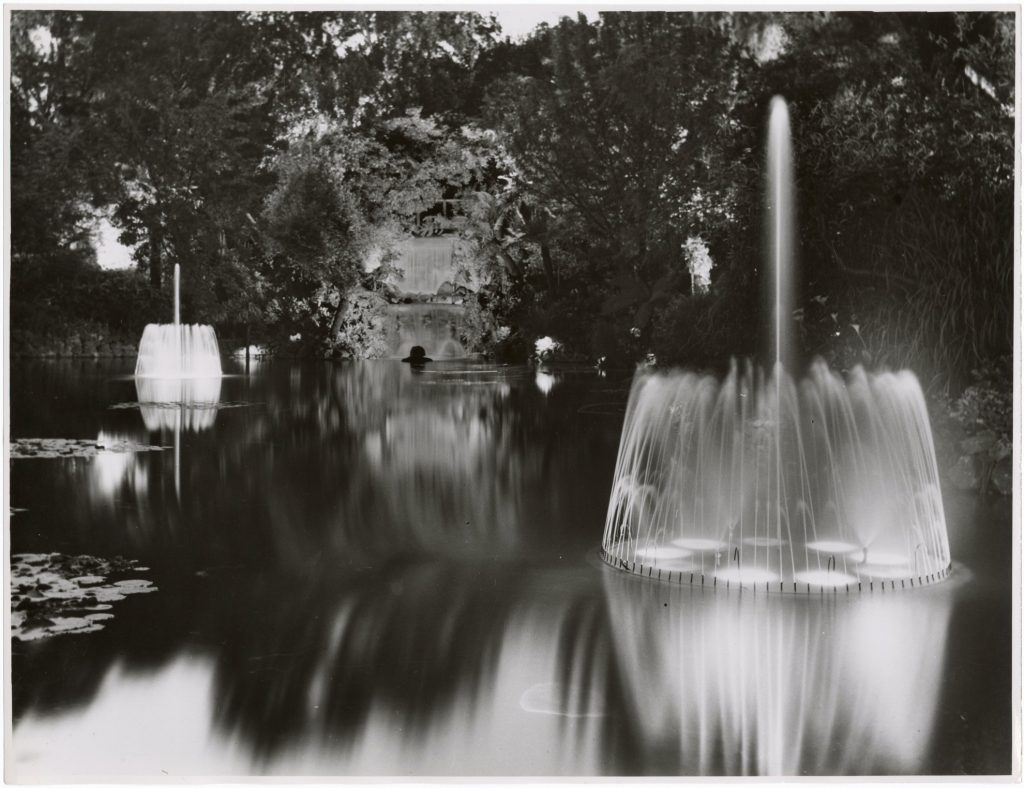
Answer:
8, 359, 1013, 778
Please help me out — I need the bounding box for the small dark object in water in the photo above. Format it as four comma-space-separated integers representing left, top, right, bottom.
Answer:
402, 346, 433, 365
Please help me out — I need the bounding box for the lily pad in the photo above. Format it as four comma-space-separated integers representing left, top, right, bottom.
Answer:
109, 400, 259, 411
11, 552, 157, 642
10, 438, 168, 459
113, 579, 156, 592
85, 612, 115, 623
71, 575, 106, 586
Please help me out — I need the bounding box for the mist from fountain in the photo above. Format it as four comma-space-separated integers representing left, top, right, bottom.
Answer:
135, 264, 222, 379
601, 97, 950, 591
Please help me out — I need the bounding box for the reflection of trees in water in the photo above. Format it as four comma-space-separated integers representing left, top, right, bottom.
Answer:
23, 363, 968, 775
200, 563, 656, 772
28, 362, 610, 573
13, 560, 639, 774
12, 361, 632, 772
9, 360, 139, 436
12, 565, 213, 720
210, 562, 523, 761
601, 571, 955, 775
250, 363, 545, 564
12, 552, 964, 775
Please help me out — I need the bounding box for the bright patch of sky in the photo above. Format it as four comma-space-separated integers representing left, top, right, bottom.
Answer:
492, 7, 605, 40
94, 216, 135, 270
28, 25, 53, 54
685, 236, 713, 294
750, 21, 787, 63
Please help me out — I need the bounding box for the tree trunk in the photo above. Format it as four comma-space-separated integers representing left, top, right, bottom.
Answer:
149, 224, 163, 289
495, 245, 522, 278
540, 243, 557, 293
330, 289, 348, 343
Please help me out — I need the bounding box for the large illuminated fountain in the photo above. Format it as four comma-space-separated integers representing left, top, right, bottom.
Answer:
601, 98, 950, 592
135, 263, 222, 379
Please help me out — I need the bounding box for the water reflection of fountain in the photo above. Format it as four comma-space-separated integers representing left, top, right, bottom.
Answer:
602, 569, 954, 775
134, 374, 224, 500
602, 97, 950, 590
134, 377, 223, 432
89, 429, 149, 500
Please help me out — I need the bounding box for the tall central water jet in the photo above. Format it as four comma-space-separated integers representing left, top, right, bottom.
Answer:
766, 96, 796, 373
767, 97, 796, 581
601, 97, 950, 593
135, 263, 222, 379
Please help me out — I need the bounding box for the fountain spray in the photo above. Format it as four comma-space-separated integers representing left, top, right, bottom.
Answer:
600, 97, 950, 593
135, 262, 222, 379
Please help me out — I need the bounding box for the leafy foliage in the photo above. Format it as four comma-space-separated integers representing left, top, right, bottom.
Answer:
8, 10, 1015, 381
260, 142, 373, 343
9, 12, 98, 260
11, 256, 163, 342
471, 13, 757, 360
762, 11, 1015, 387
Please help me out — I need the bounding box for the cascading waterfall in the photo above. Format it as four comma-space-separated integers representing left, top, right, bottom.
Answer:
601, 97, 950, 592
391, 237, 461, 295
379, 237, 473, 359
135, 263, 222, 378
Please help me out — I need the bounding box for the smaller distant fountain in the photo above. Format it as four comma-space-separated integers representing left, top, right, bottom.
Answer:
135, 263, 222, 378
133, 263, 222, 501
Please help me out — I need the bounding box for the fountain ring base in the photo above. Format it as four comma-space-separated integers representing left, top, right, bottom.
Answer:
598, 548, 952, 595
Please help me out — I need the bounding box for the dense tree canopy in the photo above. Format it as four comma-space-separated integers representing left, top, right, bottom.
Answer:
9, 10, 1015, 386
760, 12, 1015, 384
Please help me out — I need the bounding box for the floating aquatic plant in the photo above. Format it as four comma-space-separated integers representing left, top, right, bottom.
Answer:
108, 400, 258, 412
11, 553, 157, 641
10, 438, 168, 459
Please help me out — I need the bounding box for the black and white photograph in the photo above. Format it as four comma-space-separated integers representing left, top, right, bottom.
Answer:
4, 5, 1020, 781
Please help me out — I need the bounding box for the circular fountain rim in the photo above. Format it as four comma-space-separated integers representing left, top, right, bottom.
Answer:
598, 547, 953, 595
